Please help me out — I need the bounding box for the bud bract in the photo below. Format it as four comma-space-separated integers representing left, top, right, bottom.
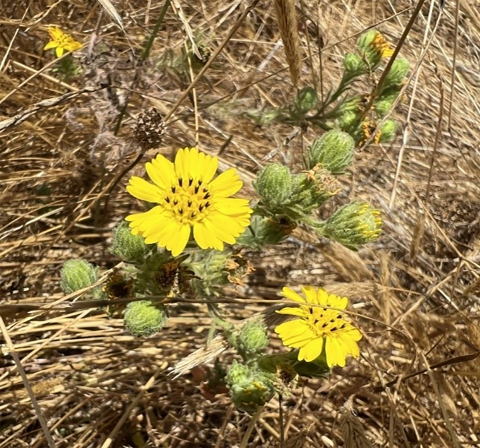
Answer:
124, 300, 168, 337
255, 163, 293, 207
60, 259, 98, 296
322, 201, 382, 250
110, 222, 149, 264
374, 90, 399, 117
308, 130, 355, 174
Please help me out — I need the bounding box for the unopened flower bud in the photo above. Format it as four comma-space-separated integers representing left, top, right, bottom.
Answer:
124, 300, 168, 337
110, 222, 149, 264
308, 130, 355, 174
255, 163, 293, 207
357, 30, 393, 68
60, 259, 98, 295
225, 361, 275, 414
337, 111, 358, 130
379, 119, 397, 142
382, 58, 409, 91
322, 201, 383, 250
295, 86, 318, 113
343, 53, 367, 77
239, 319, 269, 356
374, 90, 399, 117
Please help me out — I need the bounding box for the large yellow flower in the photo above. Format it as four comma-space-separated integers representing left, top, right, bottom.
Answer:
126, 147, 252, 256
44, 27, 82, 58
275, 286, 362, 367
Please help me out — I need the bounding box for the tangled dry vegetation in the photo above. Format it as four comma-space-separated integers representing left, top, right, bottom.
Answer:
2, 0, 480, 447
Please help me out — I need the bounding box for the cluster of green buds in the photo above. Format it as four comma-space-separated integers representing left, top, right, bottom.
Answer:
241, 29, 409, 147
244, 127, 383, 251
254, 162, 340, 219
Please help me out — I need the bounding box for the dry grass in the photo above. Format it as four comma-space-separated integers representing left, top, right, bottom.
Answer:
1, 0, 480, 447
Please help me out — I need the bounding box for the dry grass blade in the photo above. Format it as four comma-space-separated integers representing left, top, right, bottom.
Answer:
95, 0, 124, 29
273, 0, 301, 87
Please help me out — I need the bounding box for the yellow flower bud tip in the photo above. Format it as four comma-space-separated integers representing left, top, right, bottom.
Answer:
372, 32, 394, 58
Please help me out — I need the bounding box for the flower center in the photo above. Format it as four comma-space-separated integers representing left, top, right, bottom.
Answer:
304, 305, 348, 337
163, 176, 212, 224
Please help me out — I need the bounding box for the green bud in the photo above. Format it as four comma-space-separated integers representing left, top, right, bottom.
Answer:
60, 259, 98, 295
379, 119, 397, 142
255, 163, 293, 207
337, 111, 358, 130
374, 90, 399, 117
294, 87, 318, 113
225, 361, 275, 414
321, 201, 383, 250
238, 319, 269, 356
357, 29, 392, 68
308, 130, 355, 174
343, 53, 367, 77
237, 215, 296, 247
124, 300, 168, 337
110, 222, 149, 263
382, 58, 409, 91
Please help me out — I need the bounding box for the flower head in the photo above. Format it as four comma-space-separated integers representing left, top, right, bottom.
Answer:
44, 27, 82, 58
126, 147, 252, 256
275, 286, 362, 367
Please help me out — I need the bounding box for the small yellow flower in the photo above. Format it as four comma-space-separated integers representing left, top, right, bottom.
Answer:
126, 147, 253, 257
44, 27, 82, 58
275, 286, 362, 367
372, 32, 394, 59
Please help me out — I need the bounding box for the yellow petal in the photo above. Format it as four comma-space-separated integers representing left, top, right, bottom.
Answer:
193, 221, 224, 250
148, 154, 176, 190
126, 176, 163, 203
55, 47, 64, 58
167, 223, 191, 256
325, 337, 346, 367
298, 338, 323, 362
209, 168, 242, 197
44, 41, 57, 51
276, 306, 304, 317
281, 287, 306, 304
302, 286, 318, 305
196, 151, 218, 183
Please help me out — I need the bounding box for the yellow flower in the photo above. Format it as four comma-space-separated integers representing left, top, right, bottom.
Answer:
44, 27, 82, 58
126, 147, 253, 257
275, 286, 362, 366
372, 32, 394, 59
